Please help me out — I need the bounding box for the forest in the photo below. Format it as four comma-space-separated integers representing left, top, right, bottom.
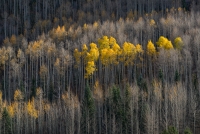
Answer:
0, 0, 200, 134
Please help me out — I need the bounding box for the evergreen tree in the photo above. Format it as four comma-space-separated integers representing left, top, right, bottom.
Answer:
122, 86, 131, 133
81, 83, 95, 134
162, 126, 178, 134
184, 127, 193, 134
2, 107, 12, 134
111, 85, 123, 133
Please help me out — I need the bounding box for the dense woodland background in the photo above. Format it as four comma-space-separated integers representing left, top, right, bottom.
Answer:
0, 0, 199, 43
1, 0, 200, 134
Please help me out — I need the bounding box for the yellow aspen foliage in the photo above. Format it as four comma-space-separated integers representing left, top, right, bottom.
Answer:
107, 49, 116, 64
165, 41, 173, 50
156, 36, 167, 47
55, 25, 61, 34
147, 40, 156, 55
112, 43, 121, 52
100, 48, 109, 65
14, 89, 23, 101
156, 36, 173, 50
32, 41, 42, 55
122, 42, 136, 56
98, 36, 110, 50
81, 44, 88, 62
98, 36, 120, 65
174, 37, 183, 50
109, 36, 117, 45
8, 104, 14, 118
27, 98, 38, 118
85, 61, 96, 78
87, 43, 99, 62
73, 49, 81, 65
82, 44, 88, 52
50, 25, 66, 40
90, 42, 98, 50
112, 43, 121, 63
149, 19, 156, 26
61, 26, 65, 33
122, 42, 137, 65
135, 44, 143, 54
100, 47, 119, 65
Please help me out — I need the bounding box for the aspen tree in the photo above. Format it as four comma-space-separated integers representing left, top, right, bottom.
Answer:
147, 40, 156, 56
85, 61, 96, 78
156, 36, 173, 50
174, 37, 183, 50
27, 98, 38, 119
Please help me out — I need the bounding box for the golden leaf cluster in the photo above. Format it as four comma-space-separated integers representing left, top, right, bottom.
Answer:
50, 26, 66, 41
14, 89, 23, 101
147, 40, 156, 56
27, 98, 38, 119
73, 35, 182, 78
156, 36, 173, 50
85, 61, 96, 78
8, 104, 15, 118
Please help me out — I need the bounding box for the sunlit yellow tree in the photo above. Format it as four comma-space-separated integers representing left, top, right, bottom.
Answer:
50, 25, 67, 41
147, 40, 156, 56
86, 43, 99, 62
27, 98, 38, 119
156, 36, 173, 50
98, 36, 110, 50
7, 104, 14, 118
99, 36, 120, 65
85, 61, 96, 78
121, 42, 137, 65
